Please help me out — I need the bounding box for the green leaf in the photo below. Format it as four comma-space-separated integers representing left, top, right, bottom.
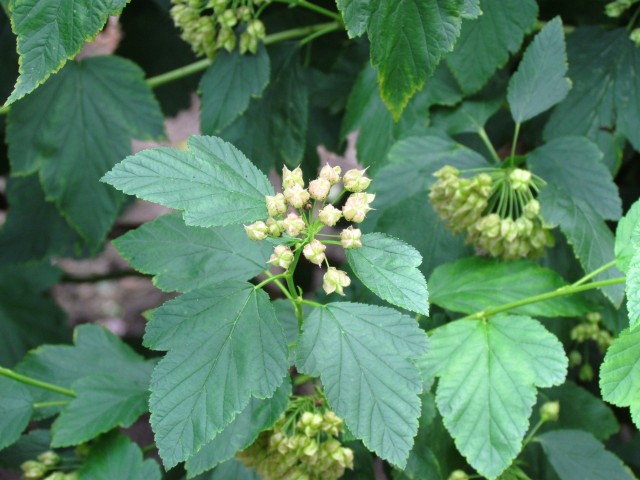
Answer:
186, 379, 291, 477
507, 17, 570, 123
144, 282, 288, 468
0, 430, 50, 468
7, 56, 165, 245
600, 327, 640, 427
429, 257, 590, 317
615, 199, 640, 274
627, 254, 640, 329
461, 0, 481, 18
419, 315, 567, 479
446, 0, 538, 94
544, 27, 640, 153
102, 135, 273, 228
430, 99, 502, 135
296, 302, 428, 468
193, 458, 260, 480
78, 432, 161, 480
336, 0, 369, 38
538, 430, 633, 480
200, 45, 270, 134
52, 374, 151, 447
528, 137, 621, 221
113, 213, 271, 293
0, 378, 33, 451
346, 233, 429, 315
368, 0, 463, 119
5, 0, 128, 104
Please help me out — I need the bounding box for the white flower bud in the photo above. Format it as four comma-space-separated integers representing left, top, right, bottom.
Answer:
266, 193, 287, 217
282, 165, 304, 188
342, 193, 375, 223
319, 204, 342, 226
244, 221, 268, 241
281, 213, 305, 237
343, 168, 371, 192
509, 168, 532, 192
340, 226, 362, 249
266, 217, 282, 237
269, 245, 294, 269
303, 239, 326, 265
323, 267, 351, 296
308, 178, 331, 201
319, 163, 342, 185
284, 184, 310, 209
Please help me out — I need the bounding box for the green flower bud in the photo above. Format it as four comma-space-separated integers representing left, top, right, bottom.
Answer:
343, 168, 371, 192
448, 470, 470, 480
245, 220, 268, 241
37, 451, 60, 467
579, 363, 594, 382
340, 226, 362, 249
283, 165, 304, 189
323, 267, 351, 296
318, 204, 342, 227
217, 26, 236, 52
605, 1, 628, 17
319, 163, 342, 185
219, 9, 238, 28
281, 213, 305, 237
540, 400, 560, 422
630, 27, 640, 46
237, 6, 252, 21
569, 350, 583, 367
266, 193, 288, 217
342, 193, 375, 223
21, 460, 47, 479
247, 19, 266, 39
269, 245, 294, 269
266, 217, 282, 237
509, 168, 532, 192
586, 312, 602, 324
303, 239, 326, 266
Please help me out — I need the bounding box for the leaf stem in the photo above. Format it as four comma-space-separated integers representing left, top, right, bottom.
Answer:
509, 122, 521, 167
141, 443, 157, 454
33, 400, 71, 409
569, 259, 618, 287
269, 0, 343, 22
299, 298, 323, 308
522, 417, 545, 446
254, 272, 289, 290
299, 22, 342, 46
478, 127, 501, 164
0, 367, 76, 398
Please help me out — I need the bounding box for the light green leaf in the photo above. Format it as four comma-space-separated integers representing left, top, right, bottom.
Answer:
528, 137, 621, 221
336, 0, 369, 38
296, 302, 428, 468
368, 0, 463, 119
346, 233, 428, 315
113, 213, 270, 293
600, 327, 640, 426
200, 45, 270, 134
78, 432, 161, 480
627, 255, 640, 329
507, 17, 570, 123
5, 0, 128, 104
8, 56, 165, 245
102, 135, 273, 228
185, 379, 291, 477
461, 0, 481, 18
446, 0, 538, 94
144, 282, 288, 468
419, 315, 567, 479
429, 257, 590, 317
538, 430, 633, 480
0, 378, 32, 451
614, 199, 640, 274
52, 374, 151, 447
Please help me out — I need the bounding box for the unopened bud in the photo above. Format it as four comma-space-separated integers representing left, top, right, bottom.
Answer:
319, 163, 342, 185
343, 168, 371, 192
244, 221, 268, 241
37, 451, 60, 467
340, 226, 362, 249
281, 213, 305, 237
219, 9, 238, 28
606, 1, 628, 17
266, 217, 282, 237
283, 166, 304, 189
540, 401, 560, 422
44, 473, 66, 480
319, 204, 342, 226
509, 168, 532, 192
247, 19, 266, 39
343, 193, 375, 223
269, 245, 294, 269
579, 363, 594, 382
21, 461, 47, 479
303, 239, 326, 265
63, 474, 78, 480
448, 470, 469, 480
323, 267, 351, 296
630, 28, 640, 46
284, 184, 310, 209
523, 199, 540, 219
569, 350, 582, 367
586, 312, 602, 324
266, 193, 287, 217
309, 178, 331, 201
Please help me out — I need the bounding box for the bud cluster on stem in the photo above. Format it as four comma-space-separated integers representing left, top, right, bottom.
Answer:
20, 451, 78, 480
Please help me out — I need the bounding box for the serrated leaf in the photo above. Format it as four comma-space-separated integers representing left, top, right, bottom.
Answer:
113, 213, 270, 293
8, 56, 165, 245
5, 0, 128, 104
507, 17, 570, 123
185, 379, 291, 477
615, 199, 640, 274
346, 233, 429, 314
538, 430, 633, 480
200, 45, 270, 134
528, 137, 621, 221
446, 0, 538, 94
102, 135, 273, 228
78, 432, 161, 480
627, 254, 640, 328
429, 257, 591, 317
0, 430, 50, 468
368, 0, 463, 119
144, 282, 288, 468
461, 0, 481, 18
336, 0, 370, 38
600, 327, 640, 426
0, 378, 32, 451
296, 302, 428, 468
418, 315, 567, 479
430, 99, 502, 135
52, 374, 151, 447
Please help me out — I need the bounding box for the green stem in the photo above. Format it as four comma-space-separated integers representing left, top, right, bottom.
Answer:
141, 443, 157, 454
478, 127, 501, 164
510, 122, 521, 167
570, 260, 618, 287
458, 277, 626, 321
293, 374, 314, 386
299, 298, 323, 308
254, 272, 289, 290
33, 400, 71, 409
0, 367, 76, 398
523, 418, 545, 447
265, 271, 294, 300
299, 22, 342, 45
270, 0, 343, 22
0, 104, 9, 116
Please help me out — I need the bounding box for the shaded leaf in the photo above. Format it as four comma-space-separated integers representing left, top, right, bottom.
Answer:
0, 378, 32, 452
336, 0, 370, 38
614, 199, 640, 274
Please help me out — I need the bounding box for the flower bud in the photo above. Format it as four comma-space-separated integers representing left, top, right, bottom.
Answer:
523, 199, 540, 219
284, 184, 310, 209
244, 221, 268, 241
448, 470, 470, 480
219, 9, 237, 28
283, 165, 304, 188
319, 163, 342, 185
569, 350, 582, 367
579, 363, 594, 382
509, 168, 532, 192
308, 178, 331, 201
343, 168, 371, 192
269, 245, 294, 269
606, 1, 628, 17
44, 473, 66, 480
266, 193, 287, 217
323, 267, 351, 296
586, 312, 602, 324
540, 401, 560, 422
343, 193, 375, 223
340, 226, 362, 249
303, 240, 326, 265
281, 213, 305, 237
217, 26, 236, 52
21, 461, 47, 479
38, 451, 60, 467
302, 439, 319, 457
266, 217, 282, 237
319, 204, 342, 226
64, 473, 79, 480
247, 19, 266, 39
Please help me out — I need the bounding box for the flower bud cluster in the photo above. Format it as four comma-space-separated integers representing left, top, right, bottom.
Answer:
170, 0, 266, 57
430, 166, 554, 260
570, 312, 612, 353
605, 0, 635, 17
237, 408, 354, 480
20, 451, 77, 480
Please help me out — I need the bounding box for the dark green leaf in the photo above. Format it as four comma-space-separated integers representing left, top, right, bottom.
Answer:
507, 17, 570, 123
336, 0, 370, 37
461, 0, 481, 18
0, 378, 33, 451
430, 99, 502, 135
296, 302, 428, 468
0, 430, 50, 468
200, 45, 270, 134
144, 282, 288, 468
113, 213, 271, 293
193, 458, 260, 480
615, 199, 640, 274
0, 10, 18, 102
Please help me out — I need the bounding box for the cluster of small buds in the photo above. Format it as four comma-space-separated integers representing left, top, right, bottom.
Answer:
570, 312, 613, 353
246, 164, 374, 297
605, 0, 636, 17
539, 401, 560, 422
20, 451, 77, 480
430, 166, 554, 260
237, 408, 354, 480
170, 0, 266, 57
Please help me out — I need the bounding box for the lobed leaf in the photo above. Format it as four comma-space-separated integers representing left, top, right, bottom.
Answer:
0, 378, 32, 452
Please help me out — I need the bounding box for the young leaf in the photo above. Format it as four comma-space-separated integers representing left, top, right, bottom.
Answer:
102, 135, 274, 228
429, 257, 590, 317
296, 302, 429, 468
336, 0, 370, 38
6, 0, 128, 104
418, 315, 567, 479
507, 17, 571, 123
0, 378, 33, 452
200, 45, 270, 134
144, 282, 288, 468
113, 213, 271, 293
538, 430, 633, 480
614, 199, 640, 274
